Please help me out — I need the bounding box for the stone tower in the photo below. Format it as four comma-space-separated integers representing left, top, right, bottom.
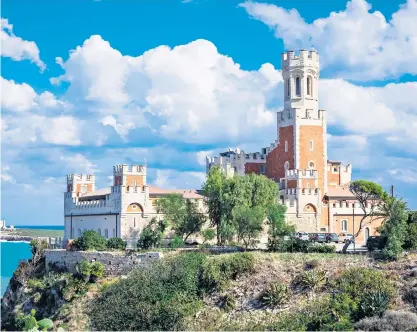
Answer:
266, 49, 327, 231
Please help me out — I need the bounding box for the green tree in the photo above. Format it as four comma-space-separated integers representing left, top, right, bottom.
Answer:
181, 199, 207, 241
233, 206, 265, 249
267, 204, 294, 239
379, 198, 408, 260
201, 228, 216, 243
137, 218, 167, 249
349, 180, 389, 238
73, 230, 108, 251
244, 173, 279, 209
202, 166, 227, 244
107, 237, 127, 250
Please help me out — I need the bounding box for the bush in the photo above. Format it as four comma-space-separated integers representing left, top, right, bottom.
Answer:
260, 281, 290, 307
137, 218, 167, 249
220, 294, 236, 312
358, 291, 390, 318
107, 237, 127, 250
200, 253, 255, 292
73, 230, 108, 251
76, 260, 104, 282
201, 228, 216, 243
268, 237, 335, 253
170, 235, 184, 249
89, 252, 205, 331
28, 278, 46, 290
76, 260, 92, 279
62, 278, 88, 301
334, 267, 395, 302
299, 269, 326, 291
90, 262, 104, 279
37, 318, 54, 331
355, 310, 417, 331
305, 259, 320, 270
30, 239, 49, 262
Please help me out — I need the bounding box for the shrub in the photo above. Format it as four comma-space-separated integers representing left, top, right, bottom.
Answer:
89, 252, 205, 331
76, 260, 92, 280
90, 262, 105, 279
299, 269, 326, 291
73, 230, 108, 251
200, 259, 223, 292
170, 235, 184, 249
355, 310, 417, 331
137, 218, 167, 249
30, 239, 49, 262
223, 252, 255, 280
334, 267, 395, 302
107, 237, 127, 250
220, 294, 236, 312
37, 318, 54, 331
310, 243, 336, 253
62, 278, 89, 301
358, 291, 390, 318
201, 228, 216, 243
28, 278, 46, 290
261, 281, 290, 307
404, 223, 417, 250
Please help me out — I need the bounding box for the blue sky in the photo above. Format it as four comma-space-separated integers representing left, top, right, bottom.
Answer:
1, 0, 416, 225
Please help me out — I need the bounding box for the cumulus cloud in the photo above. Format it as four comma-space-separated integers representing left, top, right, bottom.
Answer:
51, 36, 281, 144
1, 18, 45, 70
240, 0, 417, 80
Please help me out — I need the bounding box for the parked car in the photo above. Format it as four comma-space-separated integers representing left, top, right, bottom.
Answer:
339, 233, 354, 243
311, 233, 327, 243
366, 236, 387, 251
296, 232, 310, 241
325, 233, 339, 243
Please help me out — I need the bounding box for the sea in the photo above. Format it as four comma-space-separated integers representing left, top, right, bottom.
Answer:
1, 225, 64, 296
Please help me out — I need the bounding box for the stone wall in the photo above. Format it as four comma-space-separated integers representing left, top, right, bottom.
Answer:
45, 249, 163, 276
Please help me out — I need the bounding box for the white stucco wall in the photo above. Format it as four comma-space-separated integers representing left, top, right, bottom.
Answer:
65, 214, 120, 240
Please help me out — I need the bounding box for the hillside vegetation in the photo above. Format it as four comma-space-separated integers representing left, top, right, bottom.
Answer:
2, 248, 417, 331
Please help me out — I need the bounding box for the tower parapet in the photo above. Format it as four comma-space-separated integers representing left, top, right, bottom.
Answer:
66, 174, 95, 194
113, 164, 147, 187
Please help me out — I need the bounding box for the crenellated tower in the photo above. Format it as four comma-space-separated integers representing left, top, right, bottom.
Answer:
266, 49, 328, 232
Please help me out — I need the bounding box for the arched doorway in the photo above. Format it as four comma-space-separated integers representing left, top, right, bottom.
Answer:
364, 227, 370, 242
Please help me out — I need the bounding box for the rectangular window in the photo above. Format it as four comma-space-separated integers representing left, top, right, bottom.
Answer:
260, 165, 265, 174
105, 229, 109, 239
309, 140, 314, 151
285, 141, 288, 152
113, 229, 116, 237
81, 184, 87, 193
133, 180, 136, 186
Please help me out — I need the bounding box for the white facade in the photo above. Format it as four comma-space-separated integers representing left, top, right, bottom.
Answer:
64, 164, 204, 246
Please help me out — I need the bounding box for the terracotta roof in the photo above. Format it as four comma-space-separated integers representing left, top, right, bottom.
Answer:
148, 186, 204, 199
326, 186, 355, 198
79, 188, 111, 197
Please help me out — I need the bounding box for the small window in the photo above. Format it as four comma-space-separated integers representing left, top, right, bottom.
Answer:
341, 220, 348, 232
308, 161, 315, 169
284, 161, 290, 170
260, 164, 265, 174
98, 228, 101, 236
285, 141, 288, 152
333, 167, 338, 172
309, 140, 314, 152
307, 76, 312, 95
105, 229, 109, 239
295, 77, 301, 97
81, 184, 87, 193
132, 205, 137, 210
287, 79, 290, 98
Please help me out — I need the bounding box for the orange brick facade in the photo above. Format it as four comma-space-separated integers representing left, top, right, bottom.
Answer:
244, 162, 264, 175
266, 125, 294, 181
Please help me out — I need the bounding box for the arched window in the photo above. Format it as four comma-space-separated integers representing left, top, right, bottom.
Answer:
308, 161, 315, 169
307, 76, 312, 95
295, 77, 301, 97
309, 140, 314, 151
98, 228, 101, 236
105, 229, 109, 239
285, 141, 288, 152
365, 227, 370, 241
341, 220, 348, 232
78, 229, 82, 237
287, 79, 290, 98
284, 161, 290, 170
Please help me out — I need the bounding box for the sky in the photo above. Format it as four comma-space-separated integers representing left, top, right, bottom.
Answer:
1, 0, 417, 225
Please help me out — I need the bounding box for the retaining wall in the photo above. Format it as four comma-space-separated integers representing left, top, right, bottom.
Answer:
45, 249, 163, 276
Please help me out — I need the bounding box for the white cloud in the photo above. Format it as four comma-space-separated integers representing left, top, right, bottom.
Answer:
0, 18, 45, 71
1, 166, 14, 183
240, 0, 417, 80
388, 169, 417, 183
59, 154, 98, 174
51, 36, 281, 144
152, 169, 206, 189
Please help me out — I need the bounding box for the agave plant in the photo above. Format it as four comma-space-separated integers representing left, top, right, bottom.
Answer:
261, 281, 290, 307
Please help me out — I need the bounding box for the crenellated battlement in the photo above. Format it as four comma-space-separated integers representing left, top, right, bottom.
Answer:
67, 174, 95, 182
74, 200, 107, 208
281, 49, 319, 68
286, 169, 318, 180
113, 164, 146, 175
126, 185, 149, 194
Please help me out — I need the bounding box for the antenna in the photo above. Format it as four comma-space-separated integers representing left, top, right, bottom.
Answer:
391, 185, 394, 198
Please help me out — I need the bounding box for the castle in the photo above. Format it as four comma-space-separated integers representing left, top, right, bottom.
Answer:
206, 49, 381, 242
64, 165, 204, 245
64, 49, 381, 244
